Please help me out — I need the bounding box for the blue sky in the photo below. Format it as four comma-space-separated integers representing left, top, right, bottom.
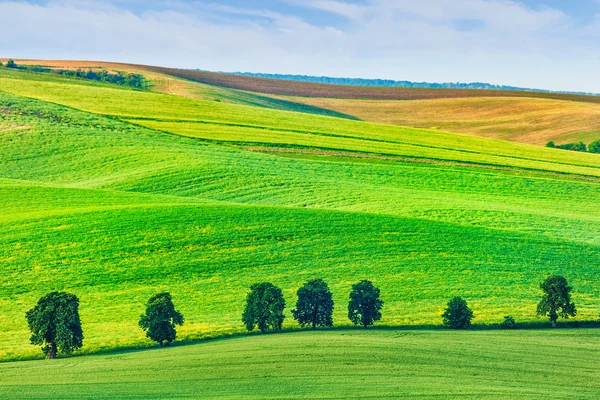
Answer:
1, 0, 600, 92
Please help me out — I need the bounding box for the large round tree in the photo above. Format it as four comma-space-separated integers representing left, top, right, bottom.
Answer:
537, 275, 576, 327
292, 279, 334, 329
139, 292, 184, 346
242, 282, 286, 333
26, 291, 84, 359
442, 297, 473, 329
348, 280, 384, 328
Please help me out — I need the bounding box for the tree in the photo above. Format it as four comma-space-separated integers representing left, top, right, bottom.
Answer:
242, 282, 285, 333
139, 292, 184, 346
442, 297, 473, 329
25, 292, 83, 359
501, 315, 516, 329
348, 280, 384, 328
546, 141, 556, 148
292, 279, 334, 329
589, 140, 600, 154
6, 59, 16, 68
537, 275, 576, 327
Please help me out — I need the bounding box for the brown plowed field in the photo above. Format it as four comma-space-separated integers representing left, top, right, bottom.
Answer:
6, 59, 600, 104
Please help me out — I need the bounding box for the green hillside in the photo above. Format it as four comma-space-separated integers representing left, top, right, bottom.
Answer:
2, 330, 600, 399
1, 67, 600, 365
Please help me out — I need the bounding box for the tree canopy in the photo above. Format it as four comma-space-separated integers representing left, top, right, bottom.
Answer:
292, 279, 334, 329
25, 292, 83, 359
536, 275, 576, 327
589, 140, 600, 154
242, 282, 286, 333
348, 280, 384, 328
139, 292, 184, 346
442, 297, 473, 329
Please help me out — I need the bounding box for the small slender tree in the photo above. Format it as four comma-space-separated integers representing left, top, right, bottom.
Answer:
589, 140, 600, 154
292, 279, 334, 329
537, 275, 576, 327
25, 292, 83, 359
242, 282, 286, 333
348, 280, 383, 328
139, 292, 184, 346
501, 315, 516, 329
442, 297, 473, 329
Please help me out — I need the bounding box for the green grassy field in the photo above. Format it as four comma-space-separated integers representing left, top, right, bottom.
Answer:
281, 96, 600, 146
2, 329, 600, 399
2, 68, 600, 177
1, 61, 600, 393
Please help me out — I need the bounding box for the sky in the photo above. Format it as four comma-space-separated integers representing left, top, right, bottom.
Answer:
1, 0, 600, 92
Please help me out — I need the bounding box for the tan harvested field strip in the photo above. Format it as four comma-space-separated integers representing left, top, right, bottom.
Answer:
142, 66, 600, 103
278, 96, 600, 146
0, 125, 30, 133
7, 59, 600, 103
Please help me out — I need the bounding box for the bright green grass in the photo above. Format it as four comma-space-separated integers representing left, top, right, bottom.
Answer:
3, 69, 600, 177
2, 329, 600, 399
178, 78, 360, 120
1, 90, 600, 361
2, 192, 600, 360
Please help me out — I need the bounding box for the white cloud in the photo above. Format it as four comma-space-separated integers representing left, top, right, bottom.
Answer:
0, 0, 599, 92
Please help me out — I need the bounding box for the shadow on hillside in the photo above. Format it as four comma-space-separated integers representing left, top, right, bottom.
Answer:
12, 320, 597, 363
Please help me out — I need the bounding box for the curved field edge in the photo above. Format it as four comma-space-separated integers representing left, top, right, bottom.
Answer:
0, 61, 360, 120
2, 72, 600, 178
2, 194, 600, 361
1, 70, 600, 362
274, 96, 600, 146
1, 329, 600, 399
9, 60, 600, 147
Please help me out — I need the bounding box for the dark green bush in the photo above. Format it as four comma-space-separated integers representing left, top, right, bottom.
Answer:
589, 140, 600, 154
501, 315, 516, 329
555, 142, 587, 152
442, 297, 473, 329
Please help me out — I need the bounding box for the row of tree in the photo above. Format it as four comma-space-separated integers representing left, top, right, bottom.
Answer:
1, 59, 146, 89
242, 279, 383, 333
546, 140, 600, 154
25, 275, 578, 359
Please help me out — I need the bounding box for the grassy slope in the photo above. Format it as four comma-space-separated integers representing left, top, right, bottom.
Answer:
2, 330, 600, 399
277, 96, 600, 146
2, 69, 600, 178
1, 75, 600, 362
10, 59, 600, 103
11, 60, 600, 146
4, 60, 358, 120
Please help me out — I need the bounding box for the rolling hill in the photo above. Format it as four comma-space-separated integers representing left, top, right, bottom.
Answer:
1, 60, 600, 397
7, 59, 600, 147
2, 330, 600, 399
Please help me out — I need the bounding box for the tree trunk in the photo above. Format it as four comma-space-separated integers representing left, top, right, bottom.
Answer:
551, 318, 557, 328
46, 342, 57, 359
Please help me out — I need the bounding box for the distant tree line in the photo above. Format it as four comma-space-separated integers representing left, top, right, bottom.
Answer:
2, 59, 146, 89
25, 275, 582, 359
546, 140, 600, 154
228, 71, 600, 97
